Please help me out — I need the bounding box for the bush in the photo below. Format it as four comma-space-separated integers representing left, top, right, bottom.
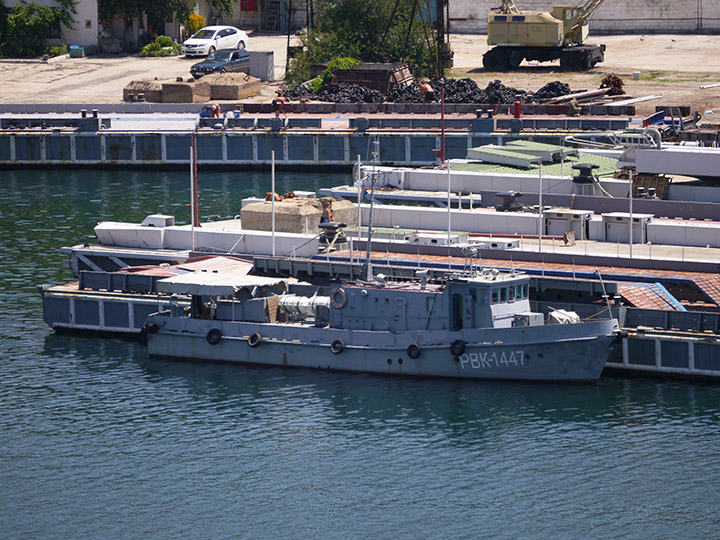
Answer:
140, 35, 181, 57
313, 58, 361, 92
46, 43, 69, 57
155, 35, 174, 48
4, 1, 72, 58
185, 14, 205, 37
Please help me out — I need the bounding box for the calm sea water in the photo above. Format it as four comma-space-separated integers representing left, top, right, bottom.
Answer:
2, 169, 720, 539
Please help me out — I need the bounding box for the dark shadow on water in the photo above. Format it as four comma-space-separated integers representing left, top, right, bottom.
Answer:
43, 332, 720, 445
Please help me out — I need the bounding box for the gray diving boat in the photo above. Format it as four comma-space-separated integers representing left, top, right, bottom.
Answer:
145, 267, 623, 382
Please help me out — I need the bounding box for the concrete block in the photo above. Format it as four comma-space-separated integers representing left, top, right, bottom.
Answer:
123, 80, 163, 102
241, 198, 356, 234
161, 81, 210, 103
203, 73, 262, 100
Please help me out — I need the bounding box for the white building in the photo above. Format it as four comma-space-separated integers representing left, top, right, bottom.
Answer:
5, 0, 99, 49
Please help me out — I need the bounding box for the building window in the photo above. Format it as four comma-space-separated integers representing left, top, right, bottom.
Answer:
241, 0, 258, 11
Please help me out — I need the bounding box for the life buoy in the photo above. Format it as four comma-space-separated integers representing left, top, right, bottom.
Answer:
450, 339, 466, 357
330, 338, 345, 354
206, 328, 222, 345
248, 332, 263, 348
330, 287, 348, 309
407, 343, 421, 359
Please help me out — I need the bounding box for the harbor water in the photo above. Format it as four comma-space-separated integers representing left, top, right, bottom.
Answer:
2, 169, 720, 539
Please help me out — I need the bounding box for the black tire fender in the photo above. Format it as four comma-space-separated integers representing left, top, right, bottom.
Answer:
450, 339, 466, 357
144, 322, 160, 334
407, 343, 421, 359
248, 332, 263, 348
330, 339, 345, 354
206, 328, 222, 345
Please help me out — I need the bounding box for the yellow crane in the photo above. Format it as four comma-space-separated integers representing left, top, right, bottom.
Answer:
483, 0, 607, 71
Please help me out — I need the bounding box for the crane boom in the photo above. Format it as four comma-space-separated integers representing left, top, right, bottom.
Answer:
498, 0, 520, 14
575, 0, 604, 24
563, 0, 606, 44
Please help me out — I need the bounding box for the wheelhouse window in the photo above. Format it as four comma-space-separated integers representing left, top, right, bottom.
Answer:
500, 287, 508, 302
491, 289, 499, 303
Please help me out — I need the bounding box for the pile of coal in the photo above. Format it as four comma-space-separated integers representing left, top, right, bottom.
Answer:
387, 82, 422, 103
387, 78, 526, 104
285, 78, 577, 105
283, 85, 315, 100
481, 79, 525, 104
527, 81, 572, 101
317, 82, 385, 103
439, 78, 486, 103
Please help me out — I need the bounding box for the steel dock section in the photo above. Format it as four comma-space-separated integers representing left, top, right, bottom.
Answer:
0, 110, 632, 167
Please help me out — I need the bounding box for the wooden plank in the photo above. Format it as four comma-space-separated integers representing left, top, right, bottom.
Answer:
607, 95, 663, 107
545, 88, 610, 104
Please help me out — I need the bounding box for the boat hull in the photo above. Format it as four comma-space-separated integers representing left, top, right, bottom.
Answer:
146, 317, 620, 382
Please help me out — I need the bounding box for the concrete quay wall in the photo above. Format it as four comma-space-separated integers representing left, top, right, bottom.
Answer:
0, 128, 624, 168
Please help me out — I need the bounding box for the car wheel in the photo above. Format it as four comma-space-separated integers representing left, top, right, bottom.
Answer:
237, 41, 245, 50
219, 68, 226, 74
208, 46, 215, 55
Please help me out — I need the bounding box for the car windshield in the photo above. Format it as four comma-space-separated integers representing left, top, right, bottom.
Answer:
192, 29, 216, 39
207, 50, 233, 61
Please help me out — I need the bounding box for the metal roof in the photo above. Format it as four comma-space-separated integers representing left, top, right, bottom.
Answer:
451, 152, 618, 177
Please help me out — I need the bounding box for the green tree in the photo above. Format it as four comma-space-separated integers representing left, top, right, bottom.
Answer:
287, 0, 436, 86
3, 0, 76, 58
98, 0, 233, 27
0, 1, 9, 55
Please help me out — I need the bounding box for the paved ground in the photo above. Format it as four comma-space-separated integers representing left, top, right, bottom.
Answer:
2, 33, 720, 117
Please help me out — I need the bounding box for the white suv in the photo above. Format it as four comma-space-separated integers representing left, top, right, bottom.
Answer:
182, 25, 248, 57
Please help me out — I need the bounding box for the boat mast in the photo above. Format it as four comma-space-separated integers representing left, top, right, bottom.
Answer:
362, 139, 380, 281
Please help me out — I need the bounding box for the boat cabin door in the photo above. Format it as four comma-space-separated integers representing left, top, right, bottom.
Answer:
393, 297, 407, 332
451, 293, 474, 331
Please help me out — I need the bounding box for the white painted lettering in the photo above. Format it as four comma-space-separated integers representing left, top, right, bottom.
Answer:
460, 350, 527, 369
479, 352, 492, 368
